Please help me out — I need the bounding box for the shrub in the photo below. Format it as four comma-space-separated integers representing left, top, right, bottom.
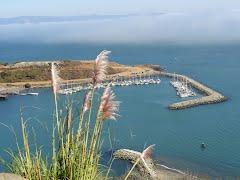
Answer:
24, 83, 31, 89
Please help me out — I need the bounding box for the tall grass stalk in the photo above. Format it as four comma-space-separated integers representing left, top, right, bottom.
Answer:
124, 158, 141, 180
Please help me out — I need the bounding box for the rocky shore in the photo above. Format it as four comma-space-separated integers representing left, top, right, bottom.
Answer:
114, 148, 198, 180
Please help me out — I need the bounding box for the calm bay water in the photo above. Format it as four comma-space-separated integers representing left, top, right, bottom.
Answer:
0, 43, 240, 178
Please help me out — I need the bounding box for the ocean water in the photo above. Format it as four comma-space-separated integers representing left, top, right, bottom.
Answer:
0, 43, 240, 178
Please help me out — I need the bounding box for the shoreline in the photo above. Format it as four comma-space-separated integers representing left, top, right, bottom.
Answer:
0, 61, 161, 94
0, 61, 227, 110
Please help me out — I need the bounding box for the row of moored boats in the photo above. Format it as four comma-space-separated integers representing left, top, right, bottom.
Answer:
59, 77, 161, 95
19, 92, 39, 96
7, 74, 196, 98
170, 74, 196, 98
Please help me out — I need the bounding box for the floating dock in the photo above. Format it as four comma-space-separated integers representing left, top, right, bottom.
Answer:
159, 72, 227, 110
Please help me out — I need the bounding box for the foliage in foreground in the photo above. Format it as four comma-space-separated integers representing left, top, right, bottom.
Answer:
3, 50, 119, 180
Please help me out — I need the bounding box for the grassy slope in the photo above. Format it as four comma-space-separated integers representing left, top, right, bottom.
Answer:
0, 61, 128, 83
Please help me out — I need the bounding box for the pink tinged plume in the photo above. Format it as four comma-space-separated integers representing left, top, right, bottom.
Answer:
141, 144, 156, 177
99, 87, 120, 120
92, 50, 111, 85
51, 62, 61, 94
83, 90, 92, 113
141, 144, 155, 160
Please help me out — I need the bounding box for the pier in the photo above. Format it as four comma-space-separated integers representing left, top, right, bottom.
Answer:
160, 72, 227, 110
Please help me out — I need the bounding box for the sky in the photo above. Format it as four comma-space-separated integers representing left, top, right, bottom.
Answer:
1, 0, 240, 17
0, 0, 240, 17
1, 0, 240, 44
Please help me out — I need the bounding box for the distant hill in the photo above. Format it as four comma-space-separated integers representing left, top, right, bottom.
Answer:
0, 13, 164, 25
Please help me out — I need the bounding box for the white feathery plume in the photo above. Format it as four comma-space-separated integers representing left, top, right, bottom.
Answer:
99, 87, 120, 120
83, 90, 92, 113
92, 50, 111, 85
51, 62, 61, 94
141, 144, 155, 160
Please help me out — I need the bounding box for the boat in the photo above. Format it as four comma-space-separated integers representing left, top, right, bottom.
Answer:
19, 93, 27, 96
27, 92, 39, 96
156, 78, 161, 84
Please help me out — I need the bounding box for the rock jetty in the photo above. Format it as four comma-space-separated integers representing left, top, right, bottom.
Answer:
160, 72, 227, 110
113, 149, 198, 179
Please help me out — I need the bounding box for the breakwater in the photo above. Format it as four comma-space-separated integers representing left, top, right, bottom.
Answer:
159, 72, 227, 110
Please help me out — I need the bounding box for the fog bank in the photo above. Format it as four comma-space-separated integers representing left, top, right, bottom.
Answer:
0, 11, 240, 44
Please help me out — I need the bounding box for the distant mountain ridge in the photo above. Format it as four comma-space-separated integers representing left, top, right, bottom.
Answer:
0, 13, 164, 25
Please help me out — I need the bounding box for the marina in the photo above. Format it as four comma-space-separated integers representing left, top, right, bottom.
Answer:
56, 70, 227, 110
58, 75, 161, 95
160, 72, 227, 110
170, 73, 196, 98
0, 70, 227, 110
